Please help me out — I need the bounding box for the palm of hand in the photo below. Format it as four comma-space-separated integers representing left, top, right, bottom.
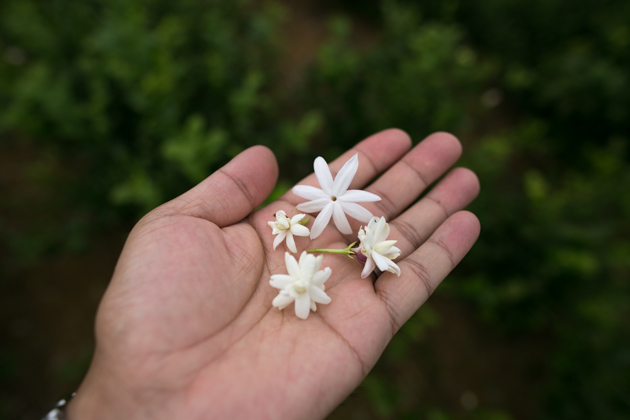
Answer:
72, 130, 480, 420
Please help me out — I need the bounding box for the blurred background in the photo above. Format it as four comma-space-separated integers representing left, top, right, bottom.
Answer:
1, 0, 629, 418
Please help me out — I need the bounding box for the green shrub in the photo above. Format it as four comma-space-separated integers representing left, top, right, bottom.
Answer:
0, 0, 292, 214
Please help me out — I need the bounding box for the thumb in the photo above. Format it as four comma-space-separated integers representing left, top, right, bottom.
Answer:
164, 145, 278, 226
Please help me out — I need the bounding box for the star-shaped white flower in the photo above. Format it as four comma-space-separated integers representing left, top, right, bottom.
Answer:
353, 216, 401, 278
268, 210, 310, 253
270, 252, 332, 319
292, 153, 381, 239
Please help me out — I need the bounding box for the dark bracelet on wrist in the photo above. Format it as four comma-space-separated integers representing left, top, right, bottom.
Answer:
42, 392, 76, 420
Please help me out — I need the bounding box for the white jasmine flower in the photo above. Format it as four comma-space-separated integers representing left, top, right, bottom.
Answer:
270, 252, 332, 319
292, 153, 381, 239
353, 216, 401, 278
268, 210, 310, 253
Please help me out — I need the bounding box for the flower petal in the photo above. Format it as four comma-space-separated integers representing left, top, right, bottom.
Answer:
309, 202, 334, 239
371, 251, 391, 272
273, 231, 287, 250
386, 260, 401, 276
382, 245, 401, 259
380, 246, 400, 260
290, 213, 305, 224
367, 216, 380, 229
374, 240, 397, 254
278, 217, 290, 230
292, 185, 328, 201
290, 223, 310, 237
270, 274, 295, 289
339, 202, 373, 223
285, 252, 300, 278
357, 227, 366, 242
297, 198, 331, 213
312, 267, 332, 285
361, 257, 376, 278
332, 202, 353, 234
286, 233, 297, 253
314, 157, 334, 195
309, 286, 331, 304
272, 293, 294, 310
366, 227, 376, 251
300, 252, 318, 279
332, 153, 359, 197
294, 293, 311, 319
313, 254, 324, 273
339, 190, 382, 203
374, 217, 389, 243
298, 250, 307, 266
302, 254, 323, 277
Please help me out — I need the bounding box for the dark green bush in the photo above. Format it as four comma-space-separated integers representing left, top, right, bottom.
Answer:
301, 5, 496, 157
0, 0, 293, 214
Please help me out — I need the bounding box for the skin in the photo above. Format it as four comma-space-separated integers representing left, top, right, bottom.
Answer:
66, 129, 481, 420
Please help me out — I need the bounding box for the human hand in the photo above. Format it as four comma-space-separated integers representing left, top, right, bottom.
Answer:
66, 129, 480, 420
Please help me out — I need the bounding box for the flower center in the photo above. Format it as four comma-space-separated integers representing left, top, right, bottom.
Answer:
292, 280, 306, 294
331, 196, 337, 201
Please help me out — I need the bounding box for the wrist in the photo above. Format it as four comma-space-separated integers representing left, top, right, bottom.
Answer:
64, 362, 138, 420
42, 392, 76, 420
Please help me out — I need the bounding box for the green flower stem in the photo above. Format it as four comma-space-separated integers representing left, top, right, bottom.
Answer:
307, 242, 357, 259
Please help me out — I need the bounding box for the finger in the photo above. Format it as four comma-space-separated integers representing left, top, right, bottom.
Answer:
163, 145, 279, 226
282, 128, 412, 205
375, 211, 481, 334
361, 132, 463, 222
390, 167, 480, 257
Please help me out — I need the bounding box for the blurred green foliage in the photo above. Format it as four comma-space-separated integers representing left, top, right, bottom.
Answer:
1, 0, 629, 419
0, 0, 301, 215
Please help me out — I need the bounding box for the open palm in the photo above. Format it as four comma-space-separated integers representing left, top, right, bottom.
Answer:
68, 130, 480, 420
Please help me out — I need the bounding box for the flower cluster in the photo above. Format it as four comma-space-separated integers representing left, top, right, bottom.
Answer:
268, 153, 401, 320
270, 252, 332, 320
292, 153, 381, 239
268, 210, 310, 253
353, 217, 401, 278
